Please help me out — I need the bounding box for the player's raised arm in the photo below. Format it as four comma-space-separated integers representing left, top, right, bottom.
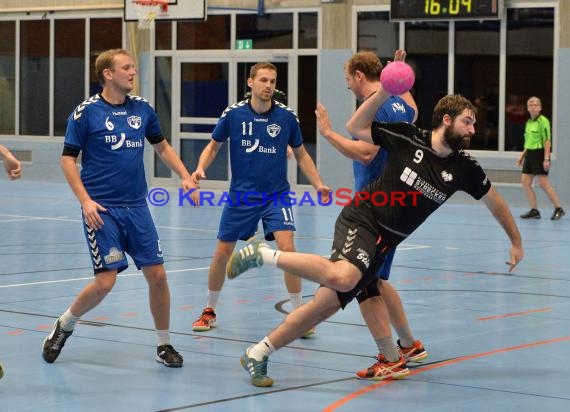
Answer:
346, 87, 390, 145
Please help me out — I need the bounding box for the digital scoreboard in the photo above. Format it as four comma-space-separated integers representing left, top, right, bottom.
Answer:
390, 0, 502, 21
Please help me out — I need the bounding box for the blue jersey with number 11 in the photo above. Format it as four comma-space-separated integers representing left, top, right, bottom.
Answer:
212, 100, 303, 198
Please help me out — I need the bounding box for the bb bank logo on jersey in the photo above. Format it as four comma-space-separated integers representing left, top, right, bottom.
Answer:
105, 133, 143, 150
241, 139, 277, 154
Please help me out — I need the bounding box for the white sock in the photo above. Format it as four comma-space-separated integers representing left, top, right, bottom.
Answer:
248, 337, 276, 361
59, 308, 79, 332
156, 329, 170, 346
206, 290, 220, 309
289, 292, 303, 310
259, 247, 281, 265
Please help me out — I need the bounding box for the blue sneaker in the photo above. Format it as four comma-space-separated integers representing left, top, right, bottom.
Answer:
240, 345, 273, 387
227, 239, 268, 279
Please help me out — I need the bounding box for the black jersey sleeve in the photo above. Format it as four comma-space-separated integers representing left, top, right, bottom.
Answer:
62, 144, 80, 157
146, 135, 165, 145
457, 152, 492, 200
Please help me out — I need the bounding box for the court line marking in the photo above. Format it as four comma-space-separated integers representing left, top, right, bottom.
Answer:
0, 243, 430, 289
0, 213, 219, 233
0, 213, 431, 249
477, 307, 552, 321
0, 267, 209, 288
323, 335, 570, 411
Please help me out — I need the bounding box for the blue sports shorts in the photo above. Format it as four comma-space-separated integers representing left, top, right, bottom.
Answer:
82, 205, 164, 274
217, 197, 296, 242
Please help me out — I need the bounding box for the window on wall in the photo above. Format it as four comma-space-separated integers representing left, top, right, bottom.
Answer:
20, 20, 50, 136
89, 18, 123, 95
54, 19, 85, 136
154, 56, 172, 178
177, 15, 231, 50
4, 14, 123, 139
405, 22, 449, 130
455, 20, 500, 151
155, 21, 172, 50
0, 21, 16, 135
299, 12, 318, 49
505, 8, 554, 152
297, 55, 317, 185
357, 11, 399, 62
236, 13, 293, 49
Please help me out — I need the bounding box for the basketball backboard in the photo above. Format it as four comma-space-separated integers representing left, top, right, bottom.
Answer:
124, 0, 207, 22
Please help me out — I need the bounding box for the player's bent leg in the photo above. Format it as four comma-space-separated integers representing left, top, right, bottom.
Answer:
193, 240, 236, 332
381, 281, 410, 331
271, 286, 341, 346
43, 270, 118, 364
143, 264, 170, 331
273, 231, 315, 338
142, 265, 183, 368
241, 287, 341, 387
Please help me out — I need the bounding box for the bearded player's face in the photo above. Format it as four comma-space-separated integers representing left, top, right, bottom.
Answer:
443, 109, 476, 151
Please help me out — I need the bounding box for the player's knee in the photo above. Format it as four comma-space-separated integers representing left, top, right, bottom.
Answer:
327, 271, 359, 292
538, 180, 551, 190
94, 275, 116, 296
147, 269, 168, 290
213, 242, 235, 260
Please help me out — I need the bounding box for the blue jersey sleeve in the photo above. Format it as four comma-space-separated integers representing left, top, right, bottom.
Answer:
64, 105, 89, 150
145, 103, 162, 139
376, 96, 415, 124
287, 113, 303, 148
212, 110, 229, 142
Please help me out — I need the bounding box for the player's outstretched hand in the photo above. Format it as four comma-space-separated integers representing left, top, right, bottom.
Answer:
506, 244, 524, 272
315, 102, 333, 138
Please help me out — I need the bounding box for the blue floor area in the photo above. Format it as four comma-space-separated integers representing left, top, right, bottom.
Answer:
1, 180, 569, 411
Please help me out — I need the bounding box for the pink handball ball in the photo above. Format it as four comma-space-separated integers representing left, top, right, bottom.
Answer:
380, 61, 415, 96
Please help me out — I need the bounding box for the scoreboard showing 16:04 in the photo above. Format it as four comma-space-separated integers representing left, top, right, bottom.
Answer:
390, 0, 502, 21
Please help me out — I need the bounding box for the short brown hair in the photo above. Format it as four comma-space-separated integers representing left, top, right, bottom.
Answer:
432, 94, 477, 128
249, 61, 277, 79
95, 49, 132, 86
345, 51, 383, 82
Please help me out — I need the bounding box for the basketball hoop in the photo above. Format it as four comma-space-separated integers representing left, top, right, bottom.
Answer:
132, 0, 168, 29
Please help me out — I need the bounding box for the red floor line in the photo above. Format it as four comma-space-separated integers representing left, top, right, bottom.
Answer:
322, 335, 570, 412
477, 307, 551, 321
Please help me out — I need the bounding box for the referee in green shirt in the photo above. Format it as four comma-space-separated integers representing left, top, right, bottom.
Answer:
516, 96, 565, 220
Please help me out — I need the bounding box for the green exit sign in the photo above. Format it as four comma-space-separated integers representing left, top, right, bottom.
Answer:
236, 39, 253, 50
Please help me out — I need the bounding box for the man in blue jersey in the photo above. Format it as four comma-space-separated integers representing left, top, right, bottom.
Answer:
227, 92, 523, 388
191, 62, 330, 334
316, 50, 426, 381
42, 49, 195, 368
